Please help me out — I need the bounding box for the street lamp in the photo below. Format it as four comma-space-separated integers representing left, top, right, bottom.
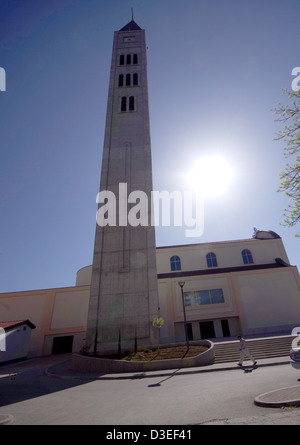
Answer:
178, 281, 189, 352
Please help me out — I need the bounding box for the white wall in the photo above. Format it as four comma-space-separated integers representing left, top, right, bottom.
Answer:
156, 238, 289, 274
0, 293, 48, 357
234, 268, 300, 334
51, 290, 89, 329
0, 325, 33, 363
0, 286, 90, 358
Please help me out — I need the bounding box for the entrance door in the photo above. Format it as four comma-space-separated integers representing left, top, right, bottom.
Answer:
221, 319, 231, 337
186, 323, 193, 341
52, 336, 73, 354
199, 321, 215, 339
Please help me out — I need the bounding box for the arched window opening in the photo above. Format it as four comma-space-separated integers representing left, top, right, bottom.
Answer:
126, 74, 131, 86
206, 252, 218, 268
126, 54, 131, 65
121, 96, 127, 112
133, 54, 138, 64
118, 74, 124, 87
120, 55, 125, 65
170, 255, 181, 271
129, 96, 135, 111
133, 73, 138, 86
242, 249, 254, 265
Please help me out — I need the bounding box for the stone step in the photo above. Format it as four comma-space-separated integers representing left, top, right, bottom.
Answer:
213, 335, 295, 363
214, 344, 291, 354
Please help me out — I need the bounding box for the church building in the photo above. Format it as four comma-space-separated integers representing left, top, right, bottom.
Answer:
1, 19, 300, 361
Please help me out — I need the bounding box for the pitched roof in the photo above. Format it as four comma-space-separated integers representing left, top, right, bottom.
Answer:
0, 320, 36, 331
119, 20, 141, 31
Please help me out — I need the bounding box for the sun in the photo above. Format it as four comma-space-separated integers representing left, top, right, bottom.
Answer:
187, 155, 234, 197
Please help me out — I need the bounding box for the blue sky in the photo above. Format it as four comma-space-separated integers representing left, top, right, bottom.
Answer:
1, 0, 300, 293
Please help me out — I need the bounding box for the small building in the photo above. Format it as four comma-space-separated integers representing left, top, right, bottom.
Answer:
0, 320, 36, 364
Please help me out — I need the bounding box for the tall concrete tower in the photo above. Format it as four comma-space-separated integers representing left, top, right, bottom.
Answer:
85, 19, 159, 354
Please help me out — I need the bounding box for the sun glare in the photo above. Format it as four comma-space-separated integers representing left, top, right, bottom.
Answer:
187, 155, 234, 197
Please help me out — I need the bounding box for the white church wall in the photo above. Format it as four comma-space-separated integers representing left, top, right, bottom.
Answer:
171, 275, 238, 322
0, 236, 299, 357
156, 238, 289, 274
157, 273, 240, 343
234, 267, 300, 335
51, 289, 89, 329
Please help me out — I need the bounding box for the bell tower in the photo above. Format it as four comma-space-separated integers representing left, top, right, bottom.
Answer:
85, 19, 159, 354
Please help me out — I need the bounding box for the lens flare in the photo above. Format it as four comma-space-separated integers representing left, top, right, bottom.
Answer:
188, 155, 234, 197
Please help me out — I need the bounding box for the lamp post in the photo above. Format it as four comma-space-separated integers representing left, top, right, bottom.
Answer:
178, 281, 189, 352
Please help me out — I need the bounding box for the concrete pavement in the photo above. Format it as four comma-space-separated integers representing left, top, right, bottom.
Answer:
45, 354, 291, 380
0, 353, 299, 425
36, 354, 300, 408
37, 353, 300, 407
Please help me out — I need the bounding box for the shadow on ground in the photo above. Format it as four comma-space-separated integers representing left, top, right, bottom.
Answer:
0, 355, 97, 408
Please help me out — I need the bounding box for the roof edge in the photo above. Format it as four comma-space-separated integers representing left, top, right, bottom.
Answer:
157, 261, 289, 279
119, 20, 142, 31
0, 320, 36, 331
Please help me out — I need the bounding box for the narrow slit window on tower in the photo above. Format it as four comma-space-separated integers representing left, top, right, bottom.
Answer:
121, 96, 127, 112
126, 73, 131, 86
126, 54, 131, 65
133, 73, 138, 86
118, 74, 124, 87
129, 96, 135, 111
133, 54, 138, 64
120, 54, 125, 65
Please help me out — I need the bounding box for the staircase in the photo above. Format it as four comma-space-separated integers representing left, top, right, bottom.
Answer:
213, 335, 295, 364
